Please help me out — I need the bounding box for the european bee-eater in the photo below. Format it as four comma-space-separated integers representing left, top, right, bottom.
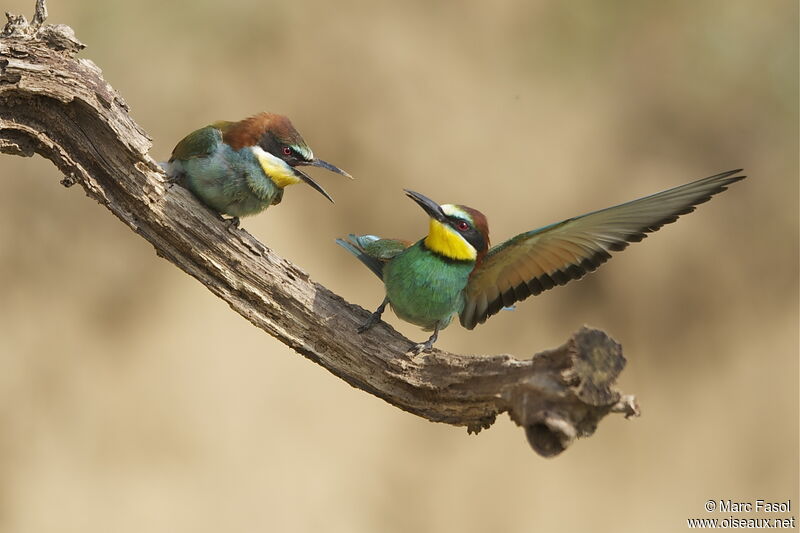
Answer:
338, 170, 745, 354
164, 112, 351, 226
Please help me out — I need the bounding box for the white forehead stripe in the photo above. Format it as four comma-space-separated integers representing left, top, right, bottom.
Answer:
441, 204, 469, 219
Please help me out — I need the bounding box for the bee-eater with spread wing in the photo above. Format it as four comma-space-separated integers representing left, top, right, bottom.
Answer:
337, 170, 745, 354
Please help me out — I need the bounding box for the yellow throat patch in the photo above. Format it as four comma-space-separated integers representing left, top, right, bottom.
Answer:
252, 146, 300, 188
424, 219, 477, 261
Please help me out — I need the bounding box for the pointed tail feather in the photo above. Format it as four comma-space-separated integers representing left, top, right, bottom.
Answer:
336, 234, 387, 279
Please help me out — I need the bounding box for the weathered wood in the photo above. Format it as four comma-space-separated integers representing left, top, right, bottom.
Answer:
0, 1, 638, 456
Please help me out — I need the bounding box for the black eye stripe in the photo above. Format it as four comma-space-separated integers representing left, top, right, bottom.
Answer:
447, 217, 470, 230
260, 133, 304, 161
446, 217, 487, 253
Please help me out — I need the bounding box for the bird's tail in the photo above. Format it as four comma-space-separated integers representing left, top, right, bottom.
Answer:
336, 234, 386, 279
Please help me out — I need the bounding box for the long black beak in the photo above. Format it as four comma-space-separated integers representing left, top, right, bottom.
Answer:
291, 167, 335, 203
296, 158, 353, 179
404, 190, 447, 222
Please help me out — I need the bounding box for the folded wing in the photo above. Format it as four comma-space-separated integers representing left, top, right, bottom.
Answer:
169, 123, 230, 162
459, 170, 746, 330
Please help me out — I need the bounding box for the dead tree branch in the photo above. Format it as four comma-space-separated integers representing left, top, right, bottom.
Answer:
0, 3, 638, 457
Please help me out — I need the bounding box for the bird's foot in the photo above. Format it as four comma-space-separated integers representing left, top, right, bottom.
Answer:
225, 217, 241, 233
408, 326, 439, 355
358, 299, 388, 333
409, 340, 434, 355
163, 170, 183, 190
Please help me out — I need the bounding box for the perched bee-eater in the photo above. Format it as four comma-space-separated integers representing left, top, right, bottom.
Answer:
338, 170, 745, 354
164, 112, 351, 225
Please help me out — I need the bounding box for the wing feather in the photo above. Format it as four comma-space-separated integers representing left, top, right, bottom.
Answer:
169, 124, 225, 162
460, 170, 746, 329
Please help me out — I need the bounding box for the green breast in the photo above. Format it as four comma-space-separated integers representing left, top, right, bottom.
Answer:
382, 241, 475, 331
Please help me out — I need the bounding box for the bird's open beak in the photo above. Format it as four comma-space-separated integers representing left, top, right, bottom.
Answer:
296, 158, 353, 179
404, 190, 447, 222
291, 167, 335, 203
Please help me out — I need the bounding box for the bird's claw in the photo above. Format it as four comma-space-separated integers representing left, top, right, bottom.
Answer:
358, 300, 387, 334
226, 217, 241, 233
409, 341, 433, 355
163, 168, 185, 190
409, 327, 438, 355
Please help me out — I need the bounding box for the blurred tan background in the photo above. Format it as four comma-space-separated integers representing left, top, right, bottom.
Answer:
1, 0, 797, 531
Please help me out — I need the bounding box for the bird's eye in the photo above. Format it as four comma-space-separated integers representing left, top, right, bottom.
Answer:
282, 146, 292, 156
456, 221, 470, 231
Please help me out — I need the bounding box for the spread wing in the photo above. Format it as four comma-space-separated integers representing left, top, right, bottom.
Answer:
336, 234, 412, 279
460, 170, 746, 329
169, 122, 232, 162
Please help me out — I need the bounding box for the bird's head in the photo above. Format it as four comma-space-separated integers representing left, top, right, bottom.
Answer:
222, 112, 351, 202
404, 190, 489, 261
